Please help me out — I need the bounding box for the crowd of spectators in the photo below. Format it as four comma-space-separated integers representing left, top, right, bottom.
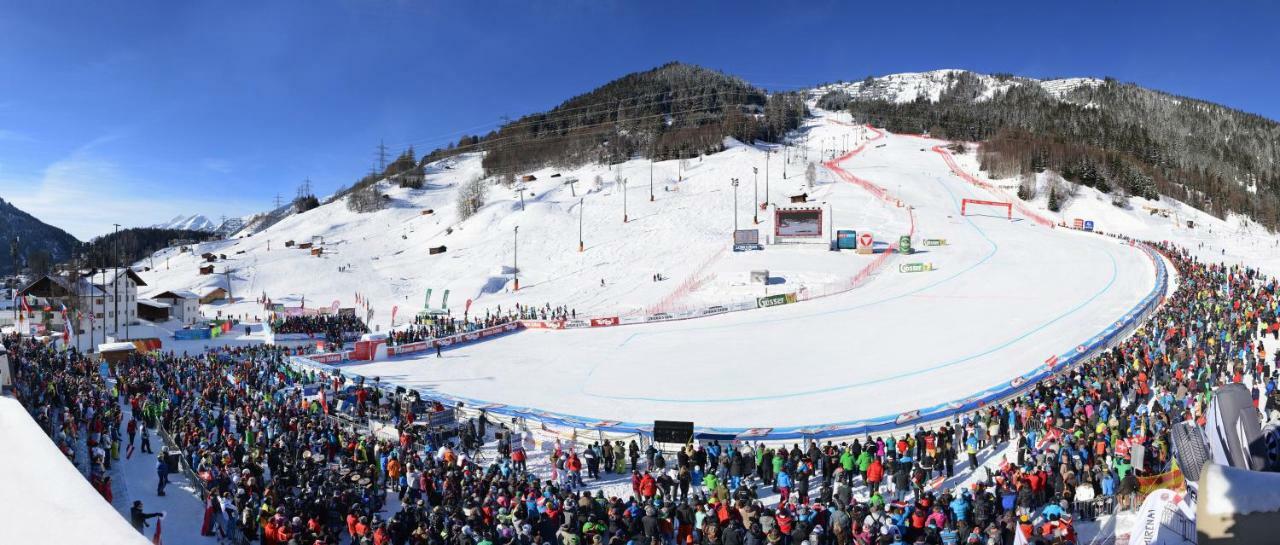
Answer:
272, 314, 371, 346
5, 241, 1280, 545
392, 313, 518, 346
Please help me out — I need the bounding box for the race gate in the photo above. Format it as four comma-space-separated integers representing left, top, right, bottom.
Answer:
960, 198, 1012, 219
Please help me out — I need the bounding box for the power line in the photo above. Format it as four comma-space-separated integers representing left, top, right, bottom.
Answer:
376, 139, 389, 172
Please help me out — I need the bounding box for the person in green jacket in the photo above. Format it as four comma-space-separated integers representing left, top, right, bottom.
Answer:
702, 471, 719, 494
840, 449, 855, 474
856, 449, 873, 480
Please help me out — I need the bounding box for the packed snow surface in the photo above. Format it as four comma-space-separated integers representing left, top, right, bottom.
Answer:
0, 396, 150, 545
337, 128, 1156, 429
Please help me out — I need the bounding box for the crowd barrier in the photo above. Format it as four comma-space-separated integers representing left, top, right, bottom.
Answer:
296, 241, 1167, 442
386, 321, 523, 357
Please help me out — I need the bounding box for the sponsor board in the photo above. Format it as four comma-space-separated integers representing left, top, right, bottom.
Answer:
757, 293, 797, 308
1073, 218, 1084, 229
736, 428, 774, 438
1045, 355, 1059, 370
310, 352, 348, 364
922, 238, 947, 246
898, 262, 934, 273
700, 305, 729, 316
856, 232, 874, 254
645, 312, 673, 323
1084, 220, 1094, 232
898, 235, 912, 254
564, 319, 590, 329
895, 410, 921, 425
590, 317, 619, 327
521, 320, 565, 330
836, 230, 858, 250
672, 309, 700, 320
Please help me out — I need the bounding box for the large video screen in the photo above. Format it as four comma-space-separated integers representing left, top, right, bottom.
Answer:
775, 209, 822, 237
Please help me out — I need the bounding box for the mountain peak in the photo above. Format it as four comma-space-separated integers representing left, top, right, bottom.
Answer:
152, 214, 217, 232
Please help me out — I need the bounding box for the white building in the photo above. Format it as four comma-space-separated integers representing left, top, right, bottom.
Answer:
150, 289, 202, 325
16, 268, 147, 348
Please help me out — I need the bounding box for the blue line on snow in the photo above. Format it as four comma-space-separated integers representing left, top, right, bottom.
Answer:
582, 174, 1121, 403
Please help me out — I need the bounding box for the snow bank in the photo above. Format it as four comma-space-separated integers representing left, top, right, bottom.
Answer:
0, 396, 150, 544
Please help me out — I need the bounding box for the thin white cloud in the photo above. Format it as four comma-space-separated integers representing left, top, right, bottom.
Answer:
0, 147, 258, 240
0, 129, 34, 142
200, 158, 233, 174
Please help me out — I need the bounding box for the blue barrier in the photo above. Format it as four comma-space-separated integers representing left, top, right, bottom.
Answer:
289, 242, 1168, 441
174, 328, 212, 340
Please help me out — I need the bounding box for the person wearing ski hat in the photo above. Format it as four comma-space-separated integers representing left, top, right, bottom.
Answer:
130, 500, 162, 533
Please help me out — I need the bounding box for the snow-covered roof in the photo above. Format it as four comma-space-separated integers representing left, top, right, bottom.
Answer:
138, 299, 171, 309
194, 286, 226, 296
97, 342, 137, 353
149, 289, 199, 300
0, 397, 151, 544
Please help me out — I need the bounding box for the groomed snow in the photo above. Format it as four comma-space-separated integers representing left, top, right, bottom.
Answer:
335, 128, 1156, 430
0, 396, 151, 545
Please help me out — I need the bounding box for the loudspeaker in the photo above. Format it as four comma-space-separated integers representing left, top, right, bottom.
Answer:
653, 420, 694, 444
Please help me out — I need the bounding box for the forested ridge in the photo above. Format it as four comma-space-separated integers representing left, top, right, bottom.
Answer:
821, 71, 1280, 228
427, 62, 807, 176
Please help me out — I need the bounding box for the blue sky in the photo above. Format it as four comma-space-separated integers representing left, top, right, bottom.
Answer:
0, 1, 1275, 240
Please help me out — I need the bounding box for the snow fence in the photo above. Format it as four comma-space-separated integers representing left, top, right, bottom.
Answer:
290, 241, 1167, 443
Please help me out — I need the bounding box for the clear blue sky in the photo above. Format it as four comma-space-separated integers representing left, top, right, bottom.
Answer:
0, 0, 1275, 240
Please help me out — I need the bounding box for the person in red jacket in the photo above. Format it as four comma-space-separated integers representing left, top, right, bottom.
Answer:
866, 458, 884, 496
639, 471, 657, 499
347, 512, 359, 540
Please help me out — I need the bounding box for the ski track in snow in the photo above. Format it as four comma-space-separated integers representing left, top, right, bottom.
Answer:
335, 118, 1155, 429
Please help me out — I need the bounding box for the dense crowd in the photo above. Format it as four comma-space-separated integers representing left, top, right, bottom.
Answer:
392, 313, 519, 346
273, 314, 371, 346
6, 240, 1280, 545
511, 303, 575, 321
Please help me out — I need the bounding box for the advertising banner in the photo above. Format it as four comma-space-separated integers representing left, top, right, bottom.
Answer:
757, 293, 797, 308
856, 232, 874, 254
836, 230, 857, 250
564, 319, 590, 329
899, 235, 913, 254
922, 239, 947, 246
899, 262, 934, 273
700, 305, 729, 317
590, 317, 619, 327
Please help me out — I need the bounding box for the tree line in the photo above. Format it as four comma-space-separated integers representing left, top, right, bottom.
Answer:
825, 71, 1280, 229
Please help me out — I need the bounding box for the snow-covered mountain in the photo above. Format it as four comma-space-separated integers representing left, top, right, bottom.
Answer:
152, 214, 217, 232
811, 69, 1103, 105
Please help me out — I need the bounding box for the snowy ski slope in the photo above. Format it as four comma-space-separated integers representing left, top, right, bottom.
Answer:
336, 126, 1157, 429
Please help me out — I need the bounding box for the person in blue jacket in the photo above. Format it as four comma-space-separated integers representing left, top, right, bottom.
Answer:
950, 491, 971, 523
156, 454, 170, 496
775, 469, 793, 501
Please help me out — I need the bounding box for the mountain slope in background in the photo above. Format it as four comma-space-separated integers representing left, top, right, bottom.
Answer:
0, 197, 80, 275
452, 61, 808, 176
152, 214, 217, 232
816, 69, 1280, 229
81, 227, 217, 270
